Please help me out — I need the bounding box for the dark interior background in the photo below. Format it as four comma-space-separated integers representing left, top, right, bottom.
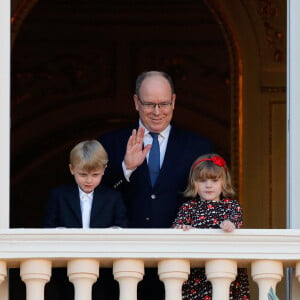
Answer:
10, 0, 230, 228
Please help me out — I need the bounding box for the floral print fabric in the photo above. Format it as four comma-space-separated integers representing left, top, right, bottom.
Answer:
172, 198, 250, 300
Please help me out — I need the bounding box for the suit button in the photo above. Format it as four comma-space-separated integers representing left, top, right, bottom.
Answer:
145, 217, 150, 222
151, 194, 156, 199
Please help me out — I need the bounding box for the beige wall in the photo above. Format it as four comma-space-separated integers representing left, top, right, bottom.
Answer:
212, 0, 286, 229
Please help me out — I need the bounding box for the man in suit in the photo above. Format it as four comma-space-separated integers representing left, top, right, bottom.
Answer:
99, 71, 212, 228
44, 140, 127, 300
99, 71, 213, 299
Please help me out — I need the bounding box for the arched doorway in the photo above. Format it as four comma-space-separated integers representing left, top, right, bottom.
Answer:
11, 0, 236, 228
9, 0, 287, 298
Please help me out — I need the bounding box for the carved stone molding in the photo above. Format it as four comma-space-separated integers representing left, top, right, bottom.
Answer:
261, 86, 286, 93
257, 0, 284, 62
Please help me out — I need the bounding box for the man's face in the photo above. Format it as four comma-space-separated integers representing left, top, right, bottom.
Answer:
134, 75, 176, 133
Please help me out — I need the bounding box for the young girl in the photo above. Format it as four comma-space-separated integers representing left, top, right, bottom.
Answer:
172, 153, 250, 300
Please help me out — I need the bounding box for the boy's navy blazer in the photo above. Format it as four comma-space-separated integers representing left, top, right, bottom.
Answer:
99, 124, 212, 228
44, 182, 128, 228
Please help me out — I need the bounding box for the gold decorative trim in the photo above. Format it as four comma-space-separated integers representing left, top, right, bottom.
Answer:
257, 0, 284, 62
261, 86, 286, 93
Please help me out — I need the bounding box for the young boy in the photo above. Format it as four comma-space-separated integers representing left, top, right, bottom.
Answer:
44, 140, 127, 300
44, 139, 128, 228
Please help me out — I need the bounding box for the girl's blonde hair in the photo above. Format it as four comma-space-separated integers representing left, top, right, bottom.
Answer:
184, 153, 235, 199
69, 140, 108, 171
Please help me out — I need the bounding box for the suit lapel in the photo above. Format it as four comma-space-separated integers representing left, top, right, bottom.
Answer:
154, 127, 179, 189
141, 158, 152, 186
66, 185, 82, 225
90, 186, 106, 225
161, 127, 179, 169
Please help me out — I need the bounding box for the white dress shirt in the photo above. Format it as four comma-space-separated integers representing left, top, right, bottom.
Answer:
79, 188, 93, 228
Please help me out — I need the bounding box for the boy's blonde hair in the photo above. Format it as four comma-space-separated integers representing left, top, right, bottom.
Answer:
184, 153, 235, 199
69, 140, 108, 171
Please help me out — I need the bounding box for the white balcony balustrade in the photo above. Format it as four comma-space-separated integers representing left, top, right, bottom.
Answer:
0, 228, 300, 299
252, 260, 283, 299
158, 259, 190, 300
205, 259, 237, 300
20, 259, 52, 300
113, 259, 144, 300
68, 259, 100, 300
0, 261, 7, 286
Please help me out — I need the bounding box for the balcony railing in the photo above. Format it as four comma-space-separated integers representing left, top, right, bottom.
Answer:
1, 228, 300, 300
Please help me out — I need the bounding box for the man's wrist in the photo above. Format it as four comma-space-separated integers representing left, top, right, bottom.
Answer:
122, 161, 136, 181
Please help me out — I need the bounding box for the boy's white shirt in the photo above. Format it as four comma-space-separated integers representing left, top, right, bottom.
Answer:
79, 187, 93, 228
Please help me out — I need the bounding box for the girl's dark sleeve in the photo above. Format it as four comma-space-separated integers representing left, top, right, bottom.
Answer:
172, 202, 191, 227
227, 199, 243, 228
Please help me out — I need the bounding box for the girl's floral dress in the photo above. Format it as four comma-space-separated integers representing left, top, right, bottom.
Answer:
172, 198, 250, 300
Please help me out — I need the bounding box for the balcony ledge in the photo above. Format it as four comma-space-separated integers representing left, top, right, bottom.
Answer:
1, 228, 300, 268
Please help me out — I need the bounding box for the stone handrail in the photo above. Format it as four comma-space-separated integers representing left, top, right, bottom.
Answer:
0, 228, 300, 299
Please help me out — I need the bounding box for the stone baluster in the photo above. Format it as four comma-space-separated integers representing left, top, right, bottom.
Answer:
158, 259, 190, 300
205, 259, 237, 300
295, 262, 300, 283
0, 261, 7, 285
293, 263, 300, 297
67, 259, 100, 300
113, 259, 144, 300
252, 260, 283, 300
0, 260, 8, 300
20, 259, 52, 300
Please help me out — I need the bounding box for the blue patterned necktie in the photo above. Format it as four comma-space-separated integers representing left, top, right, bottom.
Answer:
148, 132, 160, 186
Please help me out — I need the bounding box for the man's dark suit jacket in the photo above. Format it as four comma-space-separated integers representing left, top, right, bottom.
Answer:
44, 182, 128, 228
99, 124, 212, 228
